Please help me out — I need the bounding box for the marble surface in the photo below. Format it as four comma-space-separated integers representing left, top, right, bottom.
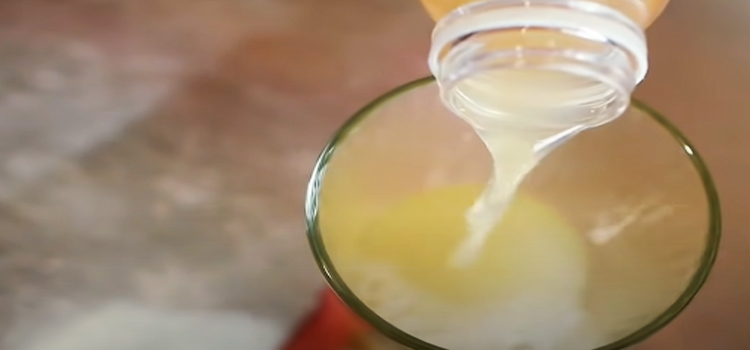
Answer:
0, 0, 748, 349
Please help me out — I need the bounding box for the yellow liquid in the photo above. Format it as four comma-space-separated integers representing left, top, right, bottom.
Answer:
323, 182, 704, 350
328, 184, 594, 349
420, 0, 670, 27
354, 185, 586, 305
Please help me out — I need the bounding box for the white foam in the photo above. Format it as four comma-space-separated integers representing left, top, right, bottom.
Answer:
351, 263, 599, 350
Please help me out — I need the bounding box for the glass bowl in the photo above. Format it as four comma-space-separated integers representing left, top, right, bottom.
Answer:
306, 77, 720, 350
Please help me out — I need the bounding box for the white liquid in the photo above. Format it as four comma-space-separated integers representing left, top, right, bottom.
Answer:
447, 70, 615, 266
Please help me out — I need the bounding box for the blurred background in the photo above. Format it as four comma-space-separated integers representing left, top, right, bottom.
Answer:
0, 0, 747, 349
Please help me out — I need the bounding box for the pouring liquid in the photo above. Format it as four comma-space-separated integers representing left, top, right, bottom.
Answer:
448, 69, 605, 267
421, 0, 673, 266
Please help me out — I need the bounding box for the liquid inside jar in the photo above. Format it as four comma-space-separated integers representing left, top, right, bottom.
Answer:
316, 79, 708, 350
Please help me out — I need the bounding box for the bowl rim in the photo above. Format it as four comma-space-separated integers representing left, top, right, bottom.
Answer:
304, 76, 722, 350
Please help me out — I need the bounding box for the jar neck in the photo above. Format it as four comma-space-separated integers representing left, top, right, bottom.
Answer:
428, 0, 648, 129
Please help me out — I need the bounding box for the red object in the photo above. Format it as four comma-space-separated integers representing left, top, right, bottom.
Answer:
281, 288, 371, 350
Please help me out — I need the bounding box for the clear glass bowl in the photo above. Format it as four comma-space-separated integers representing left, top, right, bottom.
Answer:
306, 77, 720, 350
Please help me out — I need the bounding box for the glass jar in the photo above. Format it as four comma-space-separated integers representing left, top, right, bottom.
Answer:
306, 77, 720, 350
